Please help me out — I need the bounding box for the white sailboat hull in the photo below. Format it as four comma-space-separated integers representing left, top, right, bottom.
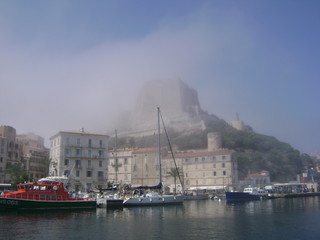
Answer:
123, 194, 184, 207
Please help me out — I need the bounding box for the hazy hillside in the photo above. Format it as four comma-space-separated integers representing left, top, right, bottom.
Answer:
110, 117, 304, 182
109, 80, 306, 182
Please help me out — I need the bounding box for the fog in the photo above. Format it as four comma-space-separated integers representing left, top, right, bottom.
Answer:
1, 1, 320, 153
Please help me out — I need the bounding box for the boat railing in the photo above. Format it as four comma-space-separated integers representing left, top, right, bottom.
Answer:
6, 193, 88, 201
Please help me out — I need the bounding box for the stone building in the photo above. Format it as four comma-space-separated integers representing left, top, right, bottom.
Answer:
49, 129, 109, 192
16, 133, 49, 181
130, 148, 162, 187
0, 126, 21, 183
238, 170, 271, 190
108, 148, 133, 186
162, 149, 238, 193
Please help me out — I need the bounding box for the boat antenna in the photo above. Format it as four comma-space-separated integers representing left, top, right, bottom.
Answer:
158, 107, 184, 193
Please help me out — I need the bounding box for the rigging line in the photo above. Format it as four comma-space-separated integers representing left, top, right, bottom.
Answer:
159, 109, 184, 192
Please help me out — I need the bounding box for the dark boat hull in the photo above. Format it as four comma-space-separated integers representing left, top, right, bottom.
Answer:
0, 197, 96, 209
225, 192, 263, 202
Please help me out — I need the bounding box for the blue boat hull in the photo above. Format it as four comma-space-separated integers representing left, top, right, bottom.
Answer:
225, 192, 263, 202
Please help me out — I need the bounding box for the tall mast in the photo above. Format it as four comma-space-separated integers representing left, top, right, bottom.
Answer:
115, 129, 118, 185
157, 107, 162, 185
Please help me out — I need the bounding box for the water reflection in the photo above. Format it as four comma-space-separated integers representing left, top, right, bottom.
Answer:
1, 198, 320, 240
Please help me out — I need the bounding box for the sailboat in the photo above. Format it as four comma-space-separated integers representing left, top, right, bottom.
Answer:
123, 107, 184, 206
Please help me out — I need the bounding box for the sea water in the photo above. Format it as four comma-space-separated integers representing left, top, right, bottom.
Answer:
1, 197, 320, 240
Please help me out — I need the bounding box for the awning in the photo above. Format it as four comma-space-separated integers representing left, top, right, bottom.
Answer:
187, 186, 225, 190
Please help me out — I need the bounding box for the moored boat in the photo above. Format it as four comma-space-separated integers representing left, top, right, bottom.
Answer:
123, 107, 184, 207
225, 187, 268, 202
123, 192, 184, 207
0, 178, 96, 209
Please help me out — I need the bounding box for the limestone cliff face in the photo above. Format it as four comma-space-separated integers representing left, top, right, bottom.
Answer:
130, 79, 213, 134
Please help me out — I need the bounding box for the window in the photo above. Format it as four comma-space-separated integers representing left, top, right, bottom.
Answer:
99, 161, 102, 167
213, 171, 217, 176
99, 140, 103, 147
76, 149, 81, 157
88, 139, 92, 147
125, 166, 127, 172
77, 138, 81, 146
64, 159, 69, 166
223, 171, 226, 176
213, 163, 216, 168
76, 170, 80, 177
222, 155, 226, 160
222, 163, 225, 168
98, 171, 103, 178
76, 160, 81, 168
88, 160, 92, 168
195, 157, 198, 162
99, 150, 103, 158
87, 171, 92, 177
212, 156, 216, 160
88, 150, 92, 158
66, 137, 70, 145
65, 148, 70, 156
124, 158, 128, 164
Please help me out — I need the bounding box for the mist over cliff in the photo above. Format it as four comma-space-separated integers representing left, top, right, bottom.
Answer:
112, 79, 221, 136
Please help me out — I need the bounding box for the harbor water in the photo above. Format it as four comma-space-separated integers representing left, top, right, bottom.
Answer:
1, 197, 320, 240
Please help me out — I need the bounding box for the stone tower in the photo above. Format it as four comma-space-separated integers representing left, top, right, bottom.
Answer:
207, 132, 222, 151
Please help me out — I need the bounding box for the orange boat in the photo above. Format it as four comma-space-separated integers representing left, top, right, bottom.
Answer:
0, 178, 96, 209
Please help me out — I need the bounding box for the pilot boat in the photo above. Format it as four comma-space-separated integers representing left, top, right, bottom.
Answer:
0, 178, 96, 209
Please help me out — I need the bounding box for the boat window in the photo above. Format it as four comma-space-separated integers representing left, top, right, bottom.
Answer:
34, 186, 40, 190
40, 186, 46, 190
47, 186, 53, 190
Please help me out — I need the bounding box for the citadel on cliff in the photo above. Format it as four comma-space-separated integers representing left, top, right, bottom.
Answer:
118, 79, 246, 138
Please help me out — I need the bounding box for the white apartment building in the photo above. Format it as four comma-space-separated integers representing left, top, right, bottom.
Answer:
49, 129, 109, 192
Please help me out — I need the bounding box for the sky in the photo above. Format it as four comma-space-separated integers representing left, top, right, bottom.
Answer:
0, 0, 320, 153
